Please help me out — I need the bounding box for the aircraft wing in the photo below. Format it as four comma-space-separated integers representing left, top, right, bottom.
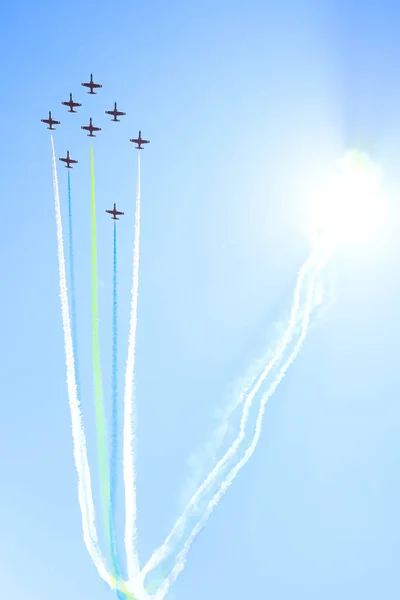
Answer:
115, 210, 124, 215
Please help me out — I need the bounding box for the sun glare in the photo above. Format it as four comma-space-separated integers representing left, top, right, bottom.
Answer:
309, 149, 387, 249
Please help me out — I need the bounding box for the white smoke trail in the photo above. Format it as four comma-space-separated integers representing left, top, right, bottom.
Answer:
51, 135, 113, 588
153, 243, 332, 599
123, 151, 142, 580
141, 247, 320, 578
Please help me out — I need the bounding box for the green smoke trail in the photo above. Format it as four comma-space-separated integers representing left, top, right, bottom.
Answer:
90, 145, 117, 577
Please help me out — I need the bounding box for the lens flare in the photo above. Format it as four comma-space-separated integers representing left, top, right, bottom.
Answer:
309, 149, 387, 249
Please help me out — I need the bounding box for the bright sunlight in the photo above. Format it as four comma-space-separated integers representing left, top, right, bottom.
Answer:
309, 149, 387, 249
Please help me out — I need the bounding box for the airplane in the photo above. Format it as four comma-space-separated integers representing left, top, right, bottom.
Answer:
81, 73, 102, 94
106, 203, 124, 220
59, 150, 78, 169
61, 93, 82, 113
41, 111, 60, 130
105, 102, 126, 122
81, 117, 101, 137
129, 130, 150, 149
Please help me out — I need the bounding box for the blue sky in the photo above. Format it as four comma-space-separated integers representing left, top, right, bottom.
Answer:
1, 0, 400, 599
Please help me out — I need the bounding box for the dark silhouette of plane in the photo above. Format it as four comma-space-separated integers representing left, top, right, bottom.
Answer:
106, 203, 124, 220
59, 151, 78, 169
62, 93, 82, 113
105, 102, 126, 122
130, 130, 150, 149
81, 74, 102, 94
81, 118, 101, 137
41, 111, 60, 130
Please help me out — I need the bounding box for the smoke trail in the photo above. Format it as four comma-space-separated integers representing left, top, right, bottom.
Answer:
90, 145, 116, 569
111, 220, 118, 525
123, 151, 141, 580
66, 169, 92, 527
142, 248, 320, 578
67, 170, 81, 400
109, 221, 127, 600
156, 244, 332, 599
51, 135, 112, 586
53, 141, 147, 600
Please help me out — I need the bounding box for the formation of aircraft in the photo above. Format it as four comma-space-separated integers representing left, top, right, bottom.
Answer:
81, 73, 102, 95
41, 111, 60, 130
62, 93, 82, 113
59, 151, 78, 169
81, 117, 101, 137
43, 75, 150, 188
130, 130, 150, 149
105, 102, 126, 122
106, 203, 124, 220
42, 75, 153, 224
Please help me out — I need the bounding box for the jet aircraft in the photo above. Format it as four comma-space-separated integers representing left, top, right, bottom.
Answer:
62, 93, 82, 113
105, 102, 126, 122
106, 203, 124, 220
130, 130, 150, 149
81, 74, 102, 94
41, 111, 60, 130
59, 151, 78, 169
81, 118, 101, 137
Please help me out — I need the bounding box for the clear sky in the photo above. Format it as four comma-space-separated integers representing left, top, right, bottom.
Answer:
1, 1, 400, 599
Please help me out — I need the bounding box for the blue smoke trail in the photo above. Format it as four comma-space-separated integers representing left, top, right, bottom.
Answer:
111, 220, 118, 527
109, 221, 127, 600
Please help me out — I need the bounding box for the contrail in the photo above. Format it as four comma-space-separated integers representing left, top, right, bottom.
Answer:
141, 247, 320, 578
51, 135, 112, 587
123, 151, 141, 580
156, 244, 332, 599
